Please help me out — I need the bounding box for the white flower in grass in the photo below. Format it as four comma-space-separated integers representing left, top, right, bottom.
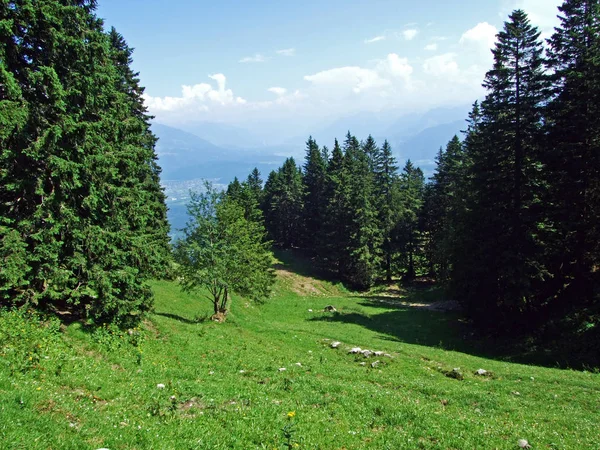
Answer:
156, 384, 165, 389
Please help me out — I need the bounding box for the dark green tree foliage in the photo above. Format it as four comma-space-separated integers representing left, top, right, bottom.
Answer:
373, 140, 399, 282
262, 158, 304, 248
226, 170, 264, 222
301, 137, 327, 254
255, 133, 415, 289
107, 28, 171, 279
453, 10, 549, 322
174, 183, 274, 319
226, 177, 243, 200
339, 133, 382, 288
424, 136, 466, 281
0, 1, 170, 324
362, 135, 379, 171
246, 168, 264, 206
322, 139, 347, 273
394, 160, 425, 280
545, 0, 600, 316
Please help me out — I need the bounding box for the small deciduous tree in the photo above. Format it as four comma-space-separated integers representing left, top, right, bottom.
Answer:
174, 183, 275, 321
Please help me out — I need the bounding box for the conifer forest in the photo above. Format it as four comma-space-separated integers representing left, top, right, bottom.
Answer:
1, 2, 600, 448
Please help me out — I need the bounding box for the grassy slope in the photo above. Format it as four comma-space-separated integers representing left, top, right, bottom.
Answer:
1, 256, 599, 449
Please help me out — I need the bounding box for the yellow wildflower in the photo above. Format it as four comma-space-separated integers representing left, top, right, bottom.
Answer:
287, 411, 296, 419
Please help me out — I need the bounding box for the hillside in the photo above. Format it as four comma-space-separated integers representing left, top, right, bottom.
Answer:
1, 254, 599, 449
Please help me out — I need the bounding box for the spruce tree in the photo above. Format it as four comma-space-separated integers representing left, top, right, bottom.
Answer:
341, 132, 382, 288
545, 0, 600, 315
373, 140, 399, 282
453, 10, 549, 323
302, 137, 327, 255
394, 160, 425, 280
323, 139, 347, 275
226, 177, 243, 200
246, 168, 264, 206
262, 159, 303, 248
362, 135, 379, 172
426, 136, 466, 281
0, 1, 170, 324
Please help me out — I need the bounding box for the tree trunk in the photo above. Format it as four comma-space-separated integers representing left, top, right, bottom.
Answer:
386, 252, 392, 283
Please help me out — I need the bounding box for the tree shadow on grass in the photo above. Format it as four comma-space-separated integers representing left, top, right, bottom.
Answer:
154, 312, 207, 325
272, 248, 342, 285
310, 292, 577, 368
310, 303, 477, 353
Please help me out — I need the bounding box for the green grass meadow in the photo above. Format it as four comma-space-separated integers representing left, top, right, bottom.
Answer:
1, 254, 599, 449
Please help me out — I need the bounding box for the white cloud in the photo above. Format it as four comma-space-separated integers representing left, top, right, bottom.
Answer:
276, 48, 296, 57
304, 66, 391, 94
403, 29, 418, 40
460, 22, 498, 51
268, 87, 287, 96
376, 53, 413, 80
239, 54, 269, 63
145, 19, 505, 139
423, 53, 460, 77
503, 0, 562, 36
365, 35, 385, 44
144, 73, 246, 114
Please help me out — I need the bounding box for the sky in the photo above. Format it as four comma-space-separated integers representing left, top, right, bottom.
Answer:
96, 0, 563, 141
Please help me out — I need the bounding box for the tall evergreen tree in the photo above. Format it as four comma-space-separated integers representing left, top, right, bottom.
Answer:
373, 140, 399, 282
394, 160, 425, 280
0, 1, 170, 324
425, 136, 466, 281
302, 137, 327, 254
323, 139, 347, 274
262, 158, 303, 248
246, 168, 263, 205
545, 0, 600, 315
362, 135, 379, 171
453, 10, 549, 322
226, 177, 243, 200
341, 132, 382, 288
107, 27, 171, 278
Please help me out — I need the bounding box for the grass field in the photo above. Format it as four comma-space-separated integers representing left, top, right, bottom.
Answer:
1, 253, 599, 449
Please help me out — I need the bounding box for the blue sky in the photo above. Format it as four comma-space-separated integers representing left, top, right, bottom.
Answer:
96, 0, 562, 140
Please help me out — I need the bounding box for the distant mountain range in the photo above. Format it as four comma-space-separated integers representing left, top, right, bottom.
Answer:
152, 106, 471, 234
152, 123, 289, 182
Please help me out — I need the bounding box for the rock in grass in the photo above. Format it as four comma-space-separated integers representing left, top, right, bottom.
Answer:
278, 368, 287, 372
361, 350, 373, 357
324, 305, 337, 312
331, 341, 341, 348
518, 439, 531, 448
475, 369, 488, 376
294, 362, 302, 367
349, 347, 362, 354
371, 360, 380, 368
156, 383, 166, 389
374, 351, 384, 357
444, 368, 464, 380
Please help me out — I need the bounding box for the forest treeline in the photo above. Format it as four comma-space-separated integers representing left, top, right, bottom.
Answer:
231, 5, 600, 343
1, 0, 598, 355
